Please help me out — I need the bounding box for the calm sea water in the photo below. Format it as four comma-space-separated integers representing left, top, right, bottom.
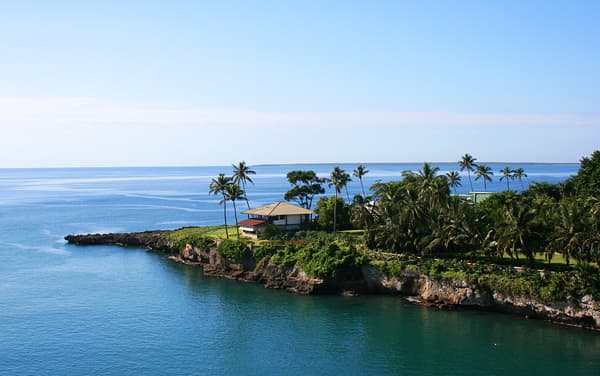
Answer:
1, 163, 599, 375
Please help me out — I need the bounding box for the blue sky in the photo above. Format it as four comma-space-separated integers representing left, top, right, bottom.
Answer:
1, 1, 599, 167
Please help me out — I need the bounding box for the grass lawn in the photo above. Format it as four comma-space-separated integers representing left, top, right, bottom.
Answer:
167, 226, 240, 240
340, 229, 365, 235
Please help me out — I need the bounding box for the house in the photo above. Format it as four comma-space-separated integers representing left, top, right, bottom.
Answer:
457, 191, 495, 204
238, 201, 313, 238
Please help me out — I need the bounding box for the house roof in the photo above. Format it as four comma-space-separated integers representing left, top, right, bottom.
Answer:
242, 201, 314, 216
238, 218, 266, 227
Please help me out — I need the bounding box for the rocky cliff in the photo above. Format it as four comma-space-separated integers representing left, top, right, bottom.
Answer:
65, 231, 600, 331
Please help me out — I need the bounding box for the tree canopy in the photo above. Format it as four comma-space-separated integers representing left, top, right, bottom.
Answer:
284, 170, 326, 210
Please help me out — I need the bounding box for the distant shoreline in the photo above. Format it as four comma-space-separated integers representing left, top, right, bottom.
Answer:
0, 162, 580, 170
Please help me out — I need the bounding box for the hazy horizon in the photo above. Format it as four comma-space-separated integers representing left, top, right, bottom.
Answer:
0, 159, 583, 170
1, 2, 599, 168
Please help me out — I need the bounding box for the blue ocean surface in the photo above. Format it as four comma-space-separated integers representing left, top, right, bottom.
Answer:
1, 163, 599, 375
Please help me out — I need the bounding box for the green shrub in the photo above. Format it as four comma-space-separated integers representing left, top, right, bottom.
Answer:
270, 245, 299, 268
166, 230, 215, 252
253, 243, 278, 260
295, 240, 366, 279
386, 260, 404, 277
261, 224, 284, 240
217, 239, 251, 261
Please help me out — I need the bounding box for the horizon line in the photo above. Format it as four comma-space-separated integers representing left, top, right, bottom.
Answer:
0, 160, 581, 170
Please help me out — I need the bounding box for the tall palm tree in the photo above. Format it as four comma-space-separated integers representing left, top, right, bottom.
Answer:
499, 166, 514, 191
474, 164, 493, 192
350, 194, 373, 229
232, 161, 256, 210
417, 162, 440, 181
512, 168, 528, 190
329, 166, 348, 233
209, 173, 232, 239
223, 183, 245, 239
549, 199, 588, 265
459, 153, 477, 192
446, 171, 462, 194
353, 164, 369, 196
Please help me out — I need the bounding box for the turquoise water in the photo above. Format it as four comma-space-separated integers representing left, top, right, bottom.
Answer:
1, 164, 599, 375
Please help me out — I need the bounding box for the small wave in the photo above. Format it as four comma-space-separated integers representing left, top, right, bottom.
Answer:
117, 204, 219, 213
157, 220, 198, 226
21, 175, 215, 186
0, 241, 70, 256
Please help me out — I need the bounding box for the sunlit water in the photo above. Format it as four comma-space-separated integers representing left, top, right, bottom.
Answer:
1, 164, 599, 375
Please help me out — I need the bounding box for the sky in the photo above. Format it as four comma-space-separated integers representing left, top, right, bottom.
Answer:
1, 0, 599, 167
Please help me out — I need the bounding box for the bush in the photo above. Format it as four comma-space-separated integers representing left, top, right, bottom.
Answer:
270, 245, 299, 268
166, 230, 215, 252
253, 243, 278, 260
295, 240, 366, 279
217, 239, 251, 261
261, 224, 284, 240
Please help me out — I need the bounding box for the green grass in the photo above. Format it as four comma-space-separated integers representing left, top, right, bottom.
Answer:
167, 226, 241, 240
339, 229, 365, 234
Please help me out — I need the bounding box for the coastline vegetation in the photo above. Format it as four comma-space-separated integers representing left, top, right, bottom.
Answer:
194, 152, 600, 302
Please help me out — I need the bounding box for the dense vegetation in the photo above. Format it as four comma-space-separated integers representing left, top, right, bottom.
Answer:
364, 153, 600, 267
199, 151, 600, 301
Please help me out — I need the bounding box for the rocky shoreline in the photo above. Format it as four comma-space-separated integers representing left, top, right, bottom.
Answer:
65, 230, 600, 332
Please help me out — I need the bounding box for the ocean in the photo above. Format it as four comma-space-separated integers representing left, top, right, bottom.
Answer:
1, 163, 599, 375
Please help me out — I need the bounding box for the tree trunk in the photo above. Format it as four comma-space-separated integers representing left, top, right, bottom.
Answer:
232, 200, 240, 239
345, 186, 350, 202
242, 181, 251, 210
222, 194, 229, 239
360, 178, 365, 197
468, 170, 473, 192
333, 192, 338, 233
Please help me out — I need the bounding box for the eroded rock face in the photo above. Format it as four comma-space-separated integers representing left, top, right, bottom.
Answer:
66, 231, 600, 331
360, 264, 599, 330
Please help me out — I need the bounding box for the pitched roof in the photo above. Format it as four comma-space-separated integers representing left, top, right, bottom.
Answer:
238, 219, 266, 227
242, 201, 313, 216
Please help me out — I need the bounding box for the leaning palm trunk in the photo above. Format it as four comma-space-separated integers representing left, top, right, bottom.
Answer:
467, 170, 474, 192
241, 180, 251, 210
232, 200, 240, 239
222, 194, 229, 239
360, 178, 366, 197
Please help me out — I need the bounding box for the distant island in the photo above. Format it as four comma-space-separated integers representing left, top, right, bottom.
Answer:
66, 152, 600, 331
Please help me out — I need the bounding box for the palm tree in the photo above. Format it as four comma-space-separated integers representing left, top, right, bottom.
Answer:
446, 171, 462, 194
474, 164, 493, 192
329, 166, 348, 233
499, 166, 514, 191
223, 183, 245, 239
350, 194, 373, 229
459, 153, 477, 192
417, 162, 440, 181
549, 199, 588, 265
512, 168, 528, 190
353, 164, 369, 196
209, 173, 232, 239
232, 161, 256, 210
340, 172, 352, 201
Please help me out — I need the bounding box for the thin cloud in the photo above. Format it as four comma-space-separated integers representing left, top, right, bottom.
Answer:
1, 97, 599, 128
0, 97, 598, 167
